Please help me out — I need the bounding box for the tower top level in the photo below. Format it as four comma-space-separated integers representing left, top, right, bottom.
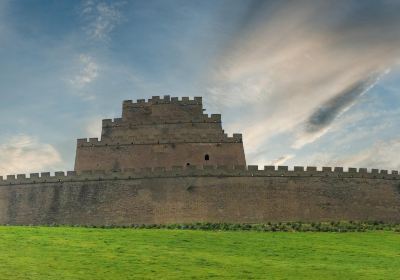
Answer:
122, 95, 212, 125
121, 95, 204, 124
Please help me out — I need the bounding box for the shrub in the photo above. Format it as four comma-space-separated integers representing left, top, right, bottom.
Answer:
37, 221, 400, 232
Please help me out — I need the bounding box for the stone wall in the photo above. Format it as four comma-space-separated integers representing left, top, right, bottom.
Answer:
75, 142, 246, 171
1, 166, 399, 225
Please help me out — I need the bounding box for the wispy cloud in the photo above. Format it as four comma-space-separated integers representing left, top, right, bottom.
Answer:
69, 54, 99, 88
342, 139, 400, 170
300, 138, 400, 171
270, 154, 295, 166
68, 54, 99, 99
80, 0, 126, 41
0, 135, 62, 175
208, 0, 400, 159
70, 0, 126, 100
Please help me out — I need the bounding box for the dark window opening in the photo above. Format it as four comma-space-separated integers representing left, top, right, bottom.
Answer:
186, 163, 190, 166
205, 154, 210, 161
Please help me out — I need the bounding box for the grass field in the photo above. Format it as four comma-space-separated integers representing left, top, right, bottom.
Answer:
0, 227, 399, 279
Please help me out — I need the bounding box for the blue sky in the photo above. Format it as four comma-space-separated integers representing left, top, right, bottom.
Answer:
0, 0, 399, 174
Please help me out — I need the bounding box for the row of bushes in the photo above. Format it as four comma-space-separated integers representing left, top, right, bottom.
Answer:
40, 221, 400, 232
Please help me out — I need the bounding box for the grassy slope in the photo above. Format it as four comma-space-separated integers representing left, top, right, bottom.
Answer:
0, 227, 399, 280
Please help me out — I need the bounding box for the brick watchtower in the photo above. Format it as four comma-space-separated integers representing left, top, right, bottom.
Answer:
74, 95, 246, 171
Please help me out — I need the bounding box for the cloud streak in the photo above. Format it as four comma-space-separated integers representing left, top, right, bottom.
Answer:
206, 0, 400, 163
69, 54, 99, 88
80, 0, 126, 41
299, 138, 400, 171
342, 139, 400, 170
270, 154, 294, 166
305, 77, 377, 134
293, 71, 389, 148
68, 54, 99, 100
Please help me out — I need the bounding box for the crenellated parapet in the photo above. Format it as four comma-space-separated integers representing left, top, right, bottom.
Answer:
77, 132, 243, 146
123, 95, 203, 107
1, 166, 399, 186
118, 96, 216, 128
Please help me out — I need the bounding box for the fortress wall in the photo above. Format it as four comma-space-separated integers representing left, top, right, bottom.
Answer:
74, 142, 246, 171
0, 166, 399, 225
101, 122, 225, 142
77, 133, 242, 146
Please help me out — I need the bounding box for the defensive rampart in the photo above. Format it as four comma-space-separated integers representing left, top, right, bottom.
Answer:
1, 165, 399, 225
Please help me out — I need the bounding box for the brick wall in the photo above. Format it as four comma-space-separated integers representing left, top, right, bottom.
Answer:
1, 167, 399, 225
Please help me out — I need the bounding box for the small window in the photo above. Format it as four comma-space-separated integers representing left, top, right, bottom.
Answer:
205, 154, 210, 161
186, 163, 190, 166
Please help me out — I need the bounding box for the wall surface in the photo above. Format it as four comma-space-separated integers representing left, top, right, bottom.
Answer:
1, 166, 399, 225
75, 142, 246, 171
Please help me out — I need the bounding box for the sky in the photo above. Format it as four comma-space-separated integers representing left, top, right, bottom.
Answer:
0, 0, 399, 175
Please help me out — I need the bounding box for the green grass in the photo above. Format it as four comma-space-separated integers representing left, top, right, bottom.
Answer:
0, 227, 399, 279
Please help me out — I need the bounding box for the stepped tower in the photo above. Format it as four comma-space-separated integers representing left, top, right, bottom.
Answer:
74, 95, 246, 171
1, 95, 400, 226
